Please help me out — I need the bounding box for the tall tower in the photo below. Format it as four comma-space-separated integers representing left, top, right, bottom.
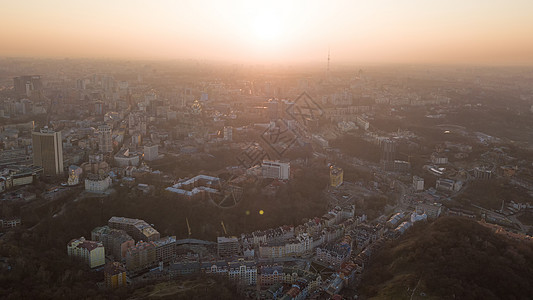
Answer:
32, 127, 64, 175
326, 48, 331, 82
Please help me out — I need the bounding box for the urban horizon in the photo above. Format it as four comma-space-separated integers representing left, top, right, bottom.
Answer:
1, 1, 533, 299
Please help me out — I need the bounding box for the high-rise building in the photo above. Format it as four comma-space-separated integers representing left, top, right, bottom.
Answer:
126, 241, 157, 271
98, 124, 113, 153
92, 226, 135, 260
13, 75, 43, 97
95, 101, 105, 115
32, 127, 63, 175
380, 139, 397, 171
143, 144, 158, 161
153, 236, 177, 263
381, 139, 397, 162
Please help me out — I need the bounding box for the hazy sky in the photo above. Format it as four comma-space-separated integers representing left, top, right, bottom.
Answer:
2, 0, 533, 65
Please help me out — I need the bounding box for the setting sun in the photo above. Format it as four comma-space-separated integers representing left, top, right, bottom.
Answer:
252, 14, 283, 44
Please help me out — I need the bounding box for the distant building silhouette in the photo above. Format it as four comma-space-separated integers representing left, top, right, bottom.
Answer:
380, 139, 397, 170
13, 75, 43, 97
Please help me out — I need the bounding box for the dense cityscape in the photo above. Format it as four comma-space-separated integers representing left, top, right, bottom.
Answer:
1, 58, 532, 299
2, 1, 533, 299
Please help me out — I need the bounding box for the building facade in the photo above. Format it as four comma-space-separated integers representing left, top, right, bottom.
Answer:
143, 144, 158, 161
126, 241, 156, 272
153, 236, 177, 263
104, 262, 127, 289
85, 173, 112, 193
330, 166, 344, 188
98, 124, 113, 153
92, 226, 135, 260
67, 237, 105, 268
108, 216, 160, 242
32, 128, 63, 175
262, 160, 290, 180
217, 236, 240, 257
412, 176, 424, 191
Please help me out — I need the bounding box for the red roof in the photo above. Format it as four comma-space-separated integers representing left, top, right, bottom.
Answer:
78, 241, 102, 251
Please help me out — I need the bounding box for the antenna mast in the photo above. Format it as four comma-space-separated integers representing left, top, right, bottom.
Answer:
327, 48, 330, 81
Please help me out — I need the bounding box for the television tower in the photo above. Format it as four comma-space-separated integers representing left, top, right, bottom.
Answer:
326, 48, 331, 82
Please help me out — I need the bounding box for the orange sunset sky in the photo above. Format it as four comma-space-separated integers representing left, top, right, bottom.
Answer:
2, 0, 533, 65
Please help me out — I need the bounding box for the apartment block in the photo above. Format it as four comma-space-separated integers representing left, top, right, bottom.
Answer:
126, 241, 156, 272
67, 237, 105, 268
108, 216, 160, 242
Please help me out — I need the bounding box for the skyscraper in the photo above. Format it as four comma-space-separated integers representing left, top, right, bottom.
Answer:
32, 127, 63, 175
98, 124, 113, 153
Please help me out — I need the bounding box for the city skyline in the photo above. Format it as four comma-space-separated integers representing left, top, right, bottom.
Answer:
2, 0, 533, 65
1, 1, 533, 298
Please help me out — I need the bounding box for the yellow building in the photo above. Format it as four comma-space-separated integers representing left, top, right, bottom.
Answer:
330, 166, 343, 188
67, 237, 105, 268
104, 262, 127, 288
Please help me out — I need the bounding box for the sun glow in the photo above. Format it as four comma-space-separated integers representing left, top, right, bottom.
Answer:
2, 0, 533, 64
252, 13, 283, 43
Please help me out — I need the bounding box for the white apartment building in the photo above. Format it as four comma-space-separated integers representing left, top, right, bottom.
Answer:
85, 173, 112, 193
413, 176, 424, 191
67, 237, 105, 268
262, 160, 290, 180
143, 144, 159, 161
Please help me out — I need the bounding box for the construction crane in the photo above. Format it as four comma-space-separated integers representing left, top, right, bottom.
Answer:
221, 221, 228, 235
186, 217, 191, 237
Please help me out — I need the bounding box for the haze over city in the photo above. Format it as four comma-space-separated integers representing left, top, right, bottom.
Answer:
3, 0, 533, 64
1, 1, 533, 299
